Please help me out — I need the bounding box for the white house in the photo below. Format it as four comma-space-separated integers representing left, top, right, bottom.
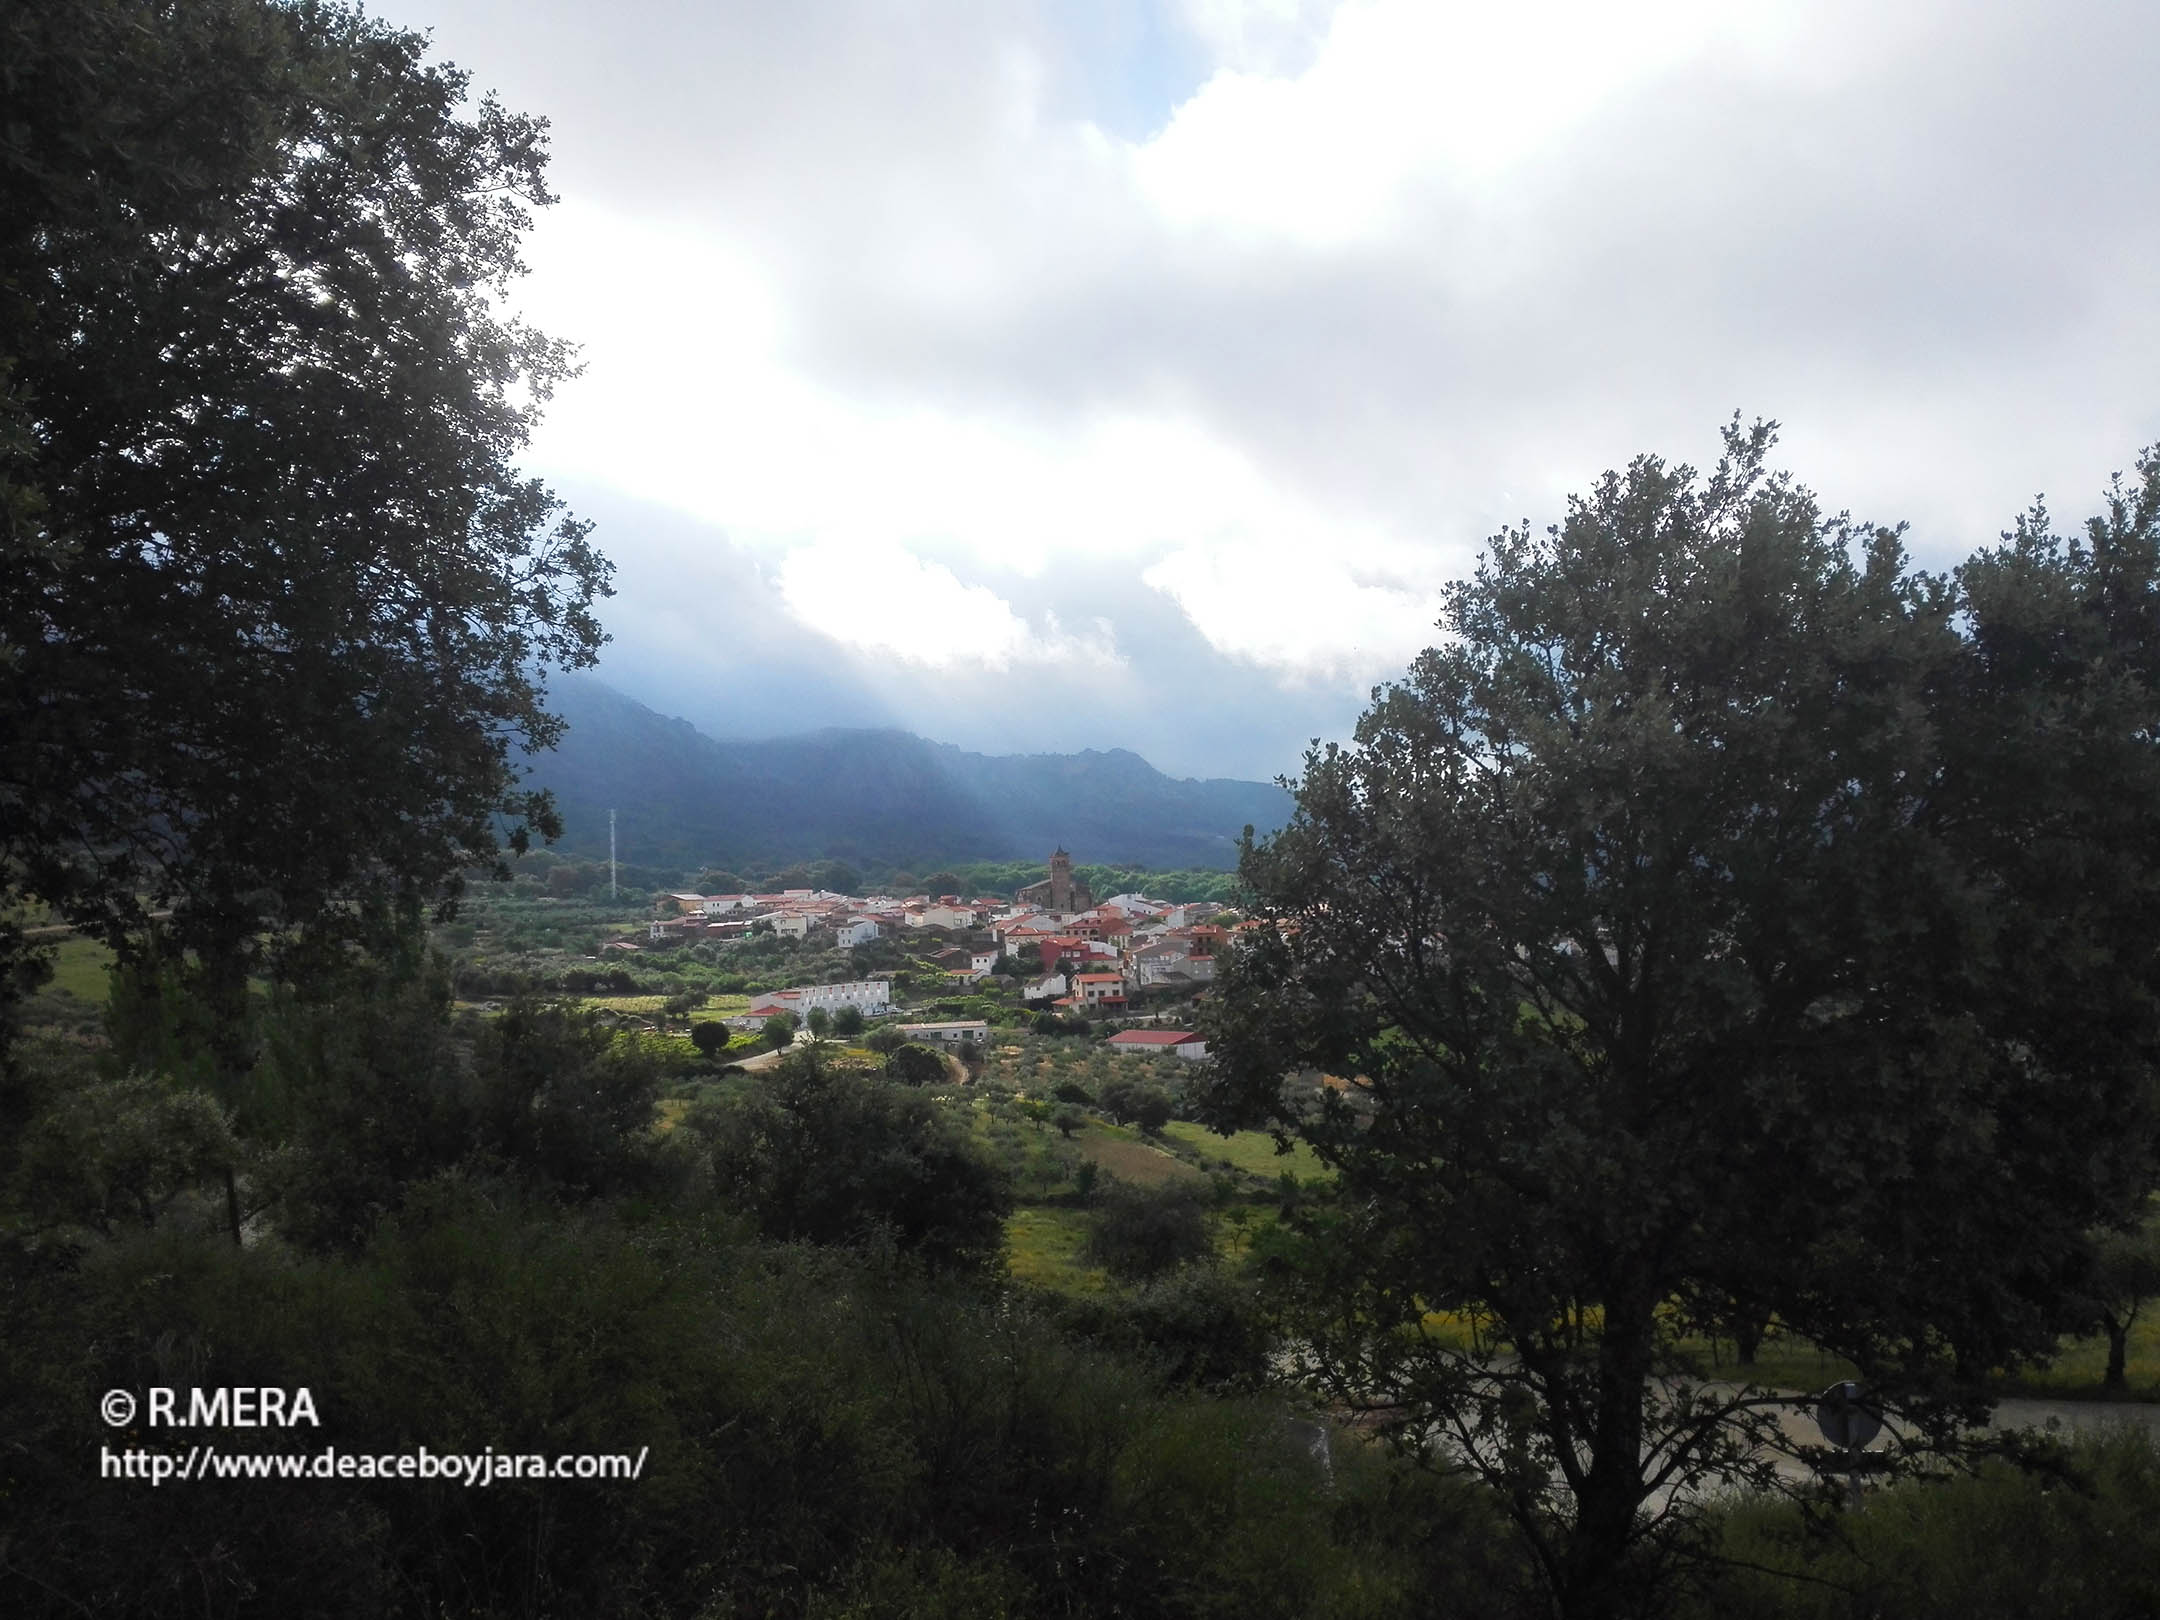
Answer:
835, 917, 879, 947
1100, 893, 1169, 920
906, 902, 977, 930
747, 980, 892, 1020
1106, 1029, 1209, 1060
793, 980, 892, 1017
897, 1020, 990, 1047
1071, 971, 1128, 1010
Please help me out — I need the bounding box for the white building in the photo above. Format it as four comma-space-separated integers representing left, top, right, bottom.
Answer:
897, 1020, 990, 1047
747, 980, 893, 1020
795, 980, 891, 1016
904, 902, 978, 930
836, 918, 879, 947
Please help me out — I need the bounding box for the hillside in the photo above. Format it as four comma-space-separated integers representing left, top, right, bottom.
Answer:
523, 677, 1294, 871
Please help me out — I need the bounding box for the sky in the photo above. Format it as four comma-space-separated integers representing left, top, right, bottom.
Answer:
376, 0, 2160, 782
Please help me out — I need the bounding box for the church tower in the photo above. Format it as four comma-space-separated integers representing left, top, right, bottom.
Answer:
1048, 846, 1073, 912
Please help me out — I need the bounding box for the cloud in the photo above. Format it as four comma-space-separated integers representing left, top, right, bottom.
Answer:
379, 0, 2160, 778
774, 542, 1123, 671
1144, 539, 1449, 681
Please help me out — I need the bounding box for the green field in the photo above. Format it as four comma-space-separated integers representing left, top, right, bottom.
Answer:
1158, 1120, 1331, 1183
1074, 1122, 1205, 1186
569, 993, 753, 1017
1004, 1206, 1110, 1293
41, 935, 115, 1004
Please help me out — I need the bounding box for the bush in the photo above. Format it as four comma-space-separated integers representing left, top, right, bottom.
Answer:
1083, 1176, 1215, 1281
1057, 1265, 1273, 1391
686, 1051, 1011, 1270
689, 1021, 731, 1059
1129, 1086, 1174, 1134
884, 1042, 947, 1087
469, 998, 662, 1196
1686, 1428, 2160, 1620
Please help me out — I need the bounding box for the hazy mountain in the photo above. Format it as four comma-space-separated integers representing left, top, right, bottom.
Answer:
524, 677, 1294, 872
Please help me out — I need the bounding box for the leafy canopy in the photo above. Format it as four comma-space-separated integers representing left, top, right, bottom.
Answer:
0, 0, 609, 1009
1199, 421, 2160, 1615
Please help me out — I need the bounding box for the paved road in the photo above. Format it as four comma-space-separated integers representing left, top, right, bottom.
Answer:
1745, 1388, 2160, 1492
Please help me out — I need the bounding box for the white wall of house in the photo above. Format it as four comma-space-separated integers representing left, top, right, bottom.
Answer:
791, 980, 893, 1016
897, 1021, 989, 1045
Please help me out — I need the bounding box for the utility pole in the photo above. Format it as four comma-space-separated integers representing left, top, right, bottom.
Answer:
609, 809, 617, 901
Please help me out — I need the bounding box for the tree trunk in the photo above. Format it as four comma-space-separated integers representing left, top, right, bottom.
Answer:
1553, 1293, 1656, 1620
1734, 1317, 1764, 1368
195, 916, 258, 1248
2104, 1316, 2129, 1392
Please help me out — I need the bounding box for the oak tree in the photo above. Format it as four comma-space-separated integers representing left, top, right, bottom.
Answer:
1198, 423, 2160, 1617
0, 0, 609, 1060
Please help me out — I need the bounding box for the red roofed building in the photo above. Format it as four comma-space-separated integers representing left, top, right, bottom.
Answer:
1107, 1029, 1208, 1060
1071, 971, 1128, 1010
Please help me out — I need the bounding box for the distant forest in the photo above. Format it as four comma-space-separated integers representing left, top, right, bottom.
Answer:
514, 846, 1249, 906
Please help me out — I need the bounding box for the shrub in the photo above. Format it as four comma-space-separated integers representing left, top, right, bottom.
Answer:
1083, 1176, 1215, 1281
685, 1050, 1012, 1270
884, 1043, 947, 1087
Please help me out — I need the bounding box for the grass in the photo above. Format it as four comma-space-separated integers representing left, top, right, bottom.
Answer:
1994, 1312, 2160, 1400
1708, 1337, 1862, 1392
1074, 1122, 1206, 1187
575, 993, 752, 1017
1004, 1206, 1109, 1294
42, 935, 115, 1004
1158, 1120, 1332, 1184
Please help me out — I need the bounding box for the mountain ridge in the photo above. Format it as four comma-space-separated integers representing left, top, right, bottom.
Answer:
523, 676, 1294, 872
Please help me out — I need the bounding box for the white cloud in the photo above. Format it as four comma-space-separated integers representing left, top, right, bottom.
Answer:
775, 541, 1123, 671
1134, 0, 1768, 246
1144, 538, 1450, 680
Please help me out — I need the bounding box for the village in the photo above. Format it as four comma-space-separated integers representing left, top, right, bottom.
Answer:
628, 848, 1234, 1060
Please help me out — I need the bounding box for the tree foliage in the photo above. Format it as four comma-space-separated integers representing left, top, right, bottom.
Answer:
687, 1050, 1011, 1271
1198, 423, 2160, 1617
1083, 1176, 1216, 1282
0, 0, 609, 1042
883, 1040, 948, 1087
